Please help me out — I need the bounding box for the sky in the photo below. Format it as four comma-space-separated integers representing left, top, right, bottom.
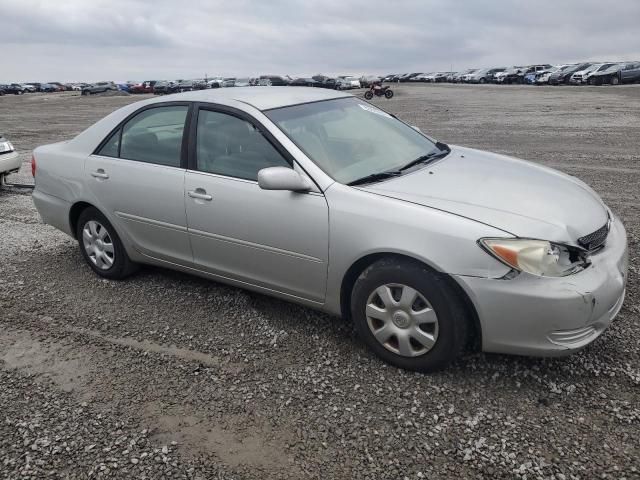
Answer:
1, 0, 639, 82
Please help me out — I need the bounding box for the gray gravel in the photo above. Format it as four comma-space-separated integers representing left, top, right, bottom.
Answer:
0, 85, 639, 479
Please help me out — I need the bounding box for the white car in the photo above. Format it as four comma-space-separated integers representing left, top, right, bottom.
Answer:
234, 78, 251, 87
207, 78, 225, 88
30, 87, 628, 372
338, 76, 361, 89
493, 71, 507, 83
570, 64, 603, 85
579, 63, 617, 85
535, 66, 564, 85
0, 135, 21, 185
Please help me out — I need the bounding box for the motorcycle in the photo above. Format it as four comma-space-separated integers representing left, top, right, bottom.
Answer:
364, 84, 394, 100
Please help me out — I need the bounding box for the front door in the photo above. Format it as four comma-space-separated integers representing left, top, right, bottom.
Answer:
184, 107, 329, 302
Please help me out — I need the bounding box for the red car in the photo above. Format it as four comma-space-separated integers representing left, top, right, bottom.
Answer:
130, 81, 157, 94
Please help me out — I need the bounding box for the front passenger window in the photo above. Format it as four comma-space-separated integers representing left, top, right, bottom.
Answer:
120, 106, 188, 167
196, 110, 290, 181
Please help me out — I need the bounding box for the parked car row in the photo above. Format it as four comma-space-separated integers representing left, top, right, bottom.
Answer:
2, 74, 384, 97
382, 61, 640, 86
5, 62, 638, 98
0, 82, 91, 94
125, 74, 377, 95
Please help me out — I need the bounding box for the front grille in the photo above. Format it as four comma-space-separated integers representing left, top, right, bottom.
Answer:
578, 222, 609, 251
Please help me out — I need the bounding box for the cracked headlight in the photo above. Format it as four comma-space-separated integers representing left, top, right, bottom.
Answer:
479, 238, 589, 277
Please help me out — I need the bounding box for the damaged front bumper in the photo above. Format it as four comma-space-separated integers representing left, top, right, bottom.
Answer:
455, 216, 628, 356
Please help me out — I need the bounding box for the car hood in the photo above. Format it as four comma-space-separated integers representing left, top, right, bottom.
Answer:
360, 146, 608, 244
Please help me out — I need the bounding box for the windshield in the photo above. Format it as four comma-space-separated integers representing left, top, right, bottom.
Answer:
602, 64, 623, 73
266, 97, 443, 184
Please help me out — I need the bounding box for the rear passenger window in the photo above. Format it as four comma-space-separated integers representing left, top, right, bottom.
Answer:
196, 109, 290, 181
119, 106, 188, 167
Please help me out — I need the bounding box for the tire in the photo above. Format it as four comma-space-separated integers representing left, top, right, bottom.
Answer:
351, 258, 469, 372
364, 91, 374, 100
384, 89, 394, 99
479, 78, 486, 84
76, 207, 138, 280
611, 75, 620, 86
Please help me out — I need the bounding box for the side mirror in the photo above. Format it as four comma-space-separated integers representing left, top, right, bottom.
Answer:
258, 167, 312, 192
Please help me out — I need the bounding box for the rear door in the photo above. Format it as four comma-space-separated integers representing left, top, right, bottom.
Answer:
86, 103, 193, 265
184, 105, 329, 302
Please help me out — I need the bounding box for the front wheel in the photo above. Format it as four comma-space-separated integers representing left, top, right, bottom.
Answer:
611, 75, 620, 85
76, 207, 138, 280
364, 91, 374, 100
351, 258, 469, 372
384, 89, 394, 99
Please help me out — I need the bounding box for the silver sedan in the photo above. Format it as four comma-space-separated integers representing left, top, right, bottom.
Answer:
31, 87, 628, 371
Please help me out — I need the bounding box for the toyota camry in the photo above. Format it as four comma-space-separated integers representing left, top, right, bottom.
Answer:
31, 87, 628, 371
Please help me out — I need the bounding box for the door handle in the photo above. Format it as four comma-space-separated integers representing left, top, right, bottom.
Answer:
91, 169, 109, 179
188, 189, 213, 201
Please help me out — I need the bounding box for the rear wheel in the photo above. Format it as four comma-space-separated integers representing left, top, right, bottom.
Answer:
76, 207, 138, 280
384, 89, 394, 99
351, 258, 469, 372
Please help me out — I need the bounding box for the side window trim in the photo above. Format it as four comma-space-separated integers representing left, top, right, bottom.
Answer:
92, 101, 193, 169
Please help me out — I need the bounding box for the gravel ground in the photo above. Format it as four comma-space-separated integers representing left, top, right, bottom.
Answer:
0, 85, 639, 479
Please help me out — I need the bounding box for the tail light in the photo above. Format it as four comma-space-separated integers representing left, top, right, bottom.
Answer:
31, 154, 36, 177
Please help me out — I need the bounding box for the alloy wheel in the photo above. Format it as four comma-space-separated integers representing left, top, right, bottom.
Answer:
365, 284, 439, 357
82, 220, 115, 270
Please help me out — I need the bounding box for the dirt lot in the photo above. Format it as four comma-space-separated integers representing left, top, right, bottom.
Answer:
1, 85, 639, 479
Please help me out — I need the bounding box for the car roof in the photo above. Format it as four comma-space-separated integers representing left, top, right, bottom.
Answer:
145, 86, 351, 111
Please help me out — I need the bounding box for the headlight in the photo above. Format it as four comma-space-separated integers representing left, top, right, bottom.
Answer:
479, 238, 589, 277
0, 141, 14, 153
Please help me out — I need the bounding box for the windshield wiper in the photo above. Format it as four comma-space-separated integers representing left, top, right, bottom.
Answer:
347, 171, 402, 186
399, 143, 451, 172
347, 142, 451, 186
